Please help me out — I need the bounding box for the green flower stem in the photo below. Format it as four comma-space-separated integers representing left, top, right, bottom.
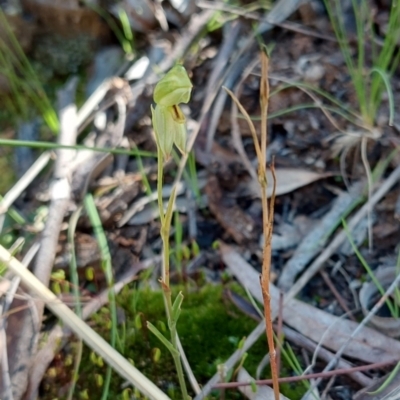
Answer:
157, 148, 189, 399
169, 322, 189, 400
157, 147, 166, 227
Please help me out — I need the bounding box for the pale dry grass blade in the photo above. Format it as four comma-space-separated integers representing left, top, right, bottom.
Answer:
0, 245, 171, 400
26, 260, 156, 399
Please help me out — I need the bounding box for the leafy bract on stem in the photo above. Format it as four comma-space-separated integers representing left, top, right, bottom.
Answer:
84, 194, 118, 400
149, 64, 193, 399
224, 51, 279, 399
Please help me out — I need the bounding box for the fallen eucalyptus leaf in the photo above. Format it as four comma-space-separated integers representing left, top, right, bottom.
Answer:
246, 168, 332, 198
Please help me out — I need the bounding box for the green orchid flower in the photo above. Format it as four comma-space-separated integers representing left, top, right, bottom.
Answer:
151, 65, 192, 158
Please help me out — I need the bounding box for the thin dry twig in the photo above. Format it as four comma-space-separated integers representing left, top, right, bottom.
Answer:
319, 270, 356, 322
214, 360, 394, 389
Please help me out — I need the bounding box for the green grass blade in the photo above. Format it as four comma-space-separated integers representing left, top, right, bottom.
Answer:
146, 321, 179, 356
342, 218, 397, 316
84, 194, 117, 400
324, 0, 369, 120
0, 138, 155, 158
187, 150, 201, 201
270, 81, 360, 122
134, 148, 153, 196
67, 206, 84, 400
367, 361, 400, 395
370, 67, 395, 126
68, 207, 83, 317
118, 8, 134, 55
84, 2, 133, 56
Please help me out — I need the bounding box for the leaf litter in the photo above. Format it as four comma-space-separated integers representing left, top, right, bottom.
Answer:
1, 0, 400, 399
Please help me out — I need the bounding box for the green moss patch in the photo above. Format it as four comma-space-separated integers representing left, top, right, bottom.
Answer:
41, 283, 306, 399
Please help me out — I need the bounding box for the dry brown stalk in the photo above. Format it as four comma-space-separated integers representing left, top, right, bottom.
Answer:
258, 52, 279, 400
223, 50, 279, 399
